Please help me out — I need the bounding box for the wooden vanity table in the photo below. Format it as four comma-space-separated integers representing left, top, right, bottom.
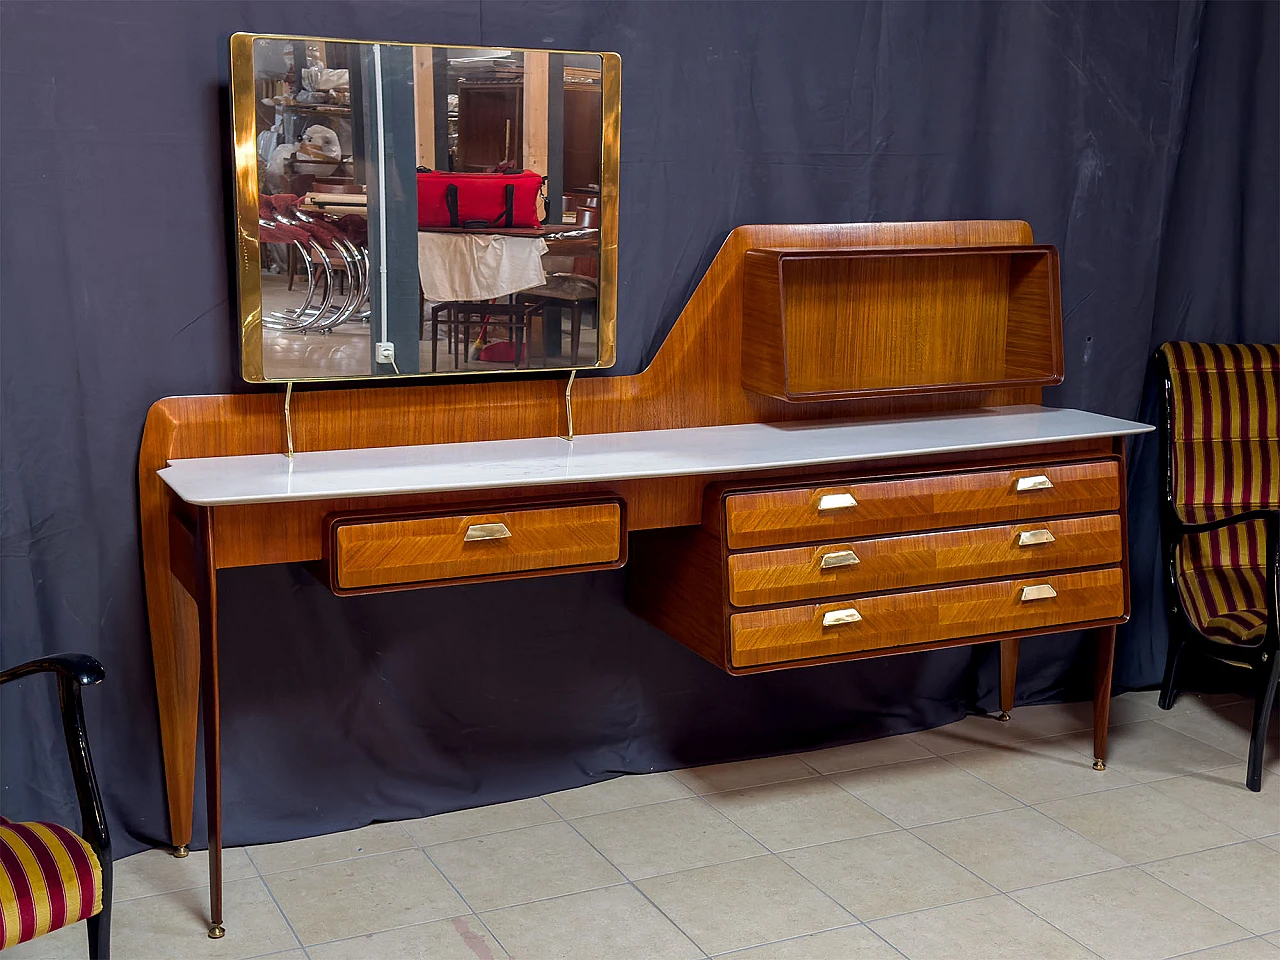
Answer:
140, 220, 1153, 936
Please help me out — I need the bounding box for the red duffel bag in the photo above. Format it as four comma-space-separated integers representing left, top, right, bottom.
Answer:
417, 170, 543, 229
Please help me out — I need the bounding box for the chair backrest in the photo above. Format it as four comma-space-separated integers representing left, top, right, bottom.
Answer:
1159, 341, 1280, 522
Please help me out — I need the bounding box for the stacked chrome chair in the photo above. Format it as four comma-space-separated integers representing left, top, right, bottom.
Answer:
258, 195, 370, 334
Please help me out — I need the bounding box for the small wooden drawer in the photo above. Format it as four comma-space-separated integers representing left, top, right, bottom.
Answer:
730, 567, 1125, 668
724, 459, 1119, 550
727, 513, 1123, 607
330, 501, 624, 593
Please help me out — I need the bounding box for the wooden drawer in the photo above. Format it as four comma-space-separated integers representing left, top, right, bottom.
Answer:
730, 567, 1124, 668
332, 501, 623, 591
728, 514, 1122, 607
724, 459, 1119, 550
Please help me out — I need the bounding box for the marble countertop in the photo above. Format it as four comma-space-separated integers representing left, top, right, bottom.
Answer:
158, 404, 1154, 506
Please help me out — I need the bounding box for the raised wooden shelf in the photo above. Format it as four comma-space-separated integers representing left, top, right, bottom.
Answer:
742, 244, 1063, 401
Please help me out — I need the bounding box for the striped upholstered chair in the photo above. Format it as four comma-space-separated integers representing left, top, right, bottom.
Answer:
0, 655, 111, 957
1156, 342, 1279, 792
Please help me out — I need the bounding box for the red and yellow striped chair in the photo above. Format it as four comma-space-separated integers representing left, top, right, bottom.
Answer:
0, 655, 111, 957
1157, 342, 1279, 792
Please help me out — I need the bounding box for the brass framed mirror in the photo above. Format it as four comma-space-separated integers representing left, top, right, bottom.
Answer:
230, 33, 619, 383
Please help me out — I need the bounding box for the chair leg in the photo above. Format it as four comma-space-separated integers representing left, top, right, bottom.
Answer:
1159, 628, 1186, 711
87, 857, 111, 959
570, 302, 582, 364
1245, 651, 1280, 792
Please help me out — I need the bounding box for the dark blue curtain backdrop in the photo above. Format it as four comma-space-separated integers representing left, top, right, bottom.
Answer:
2, 1, 1276, 857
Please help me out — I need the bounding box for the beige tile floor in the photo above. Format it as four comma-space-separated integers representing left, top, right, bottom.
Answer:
12, 690, 1280, 960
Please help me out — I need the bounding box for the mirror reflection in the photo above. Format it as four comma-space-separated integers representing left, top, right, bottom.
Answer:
243, 37, 612, 381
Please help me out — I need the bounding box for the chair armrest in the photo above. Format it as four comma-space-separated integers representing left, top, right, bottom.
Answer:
1175, 511, 1278, 622
0, 653, 104, 687
1173, 509, 1279, 538
0, 653, 111, 866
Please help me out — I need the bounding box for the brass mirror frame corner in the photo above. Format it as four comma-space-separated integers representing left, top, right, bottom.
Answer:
229, 33, 621, 385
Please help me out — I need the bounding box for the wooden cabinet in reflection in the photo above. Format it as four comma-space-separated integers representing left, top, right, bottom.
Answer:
454, 79, 602, 192
455, 82, 523, 171
563, 84, 602, 191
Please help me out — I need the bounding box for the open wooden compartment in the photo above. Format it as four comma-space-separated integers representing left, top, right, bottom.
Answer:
741, 244, 1063, 401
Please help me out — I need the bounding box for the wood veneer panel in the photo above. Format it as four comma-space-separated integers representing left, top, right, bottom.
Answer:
334, 502, 622, 590
724, 459, 1121, 550
139, 221, 1036, 844
727, 513, 1123, 607
729, 567, 1125, 668
742, 245, 1062, 401
626, 526, 728, 668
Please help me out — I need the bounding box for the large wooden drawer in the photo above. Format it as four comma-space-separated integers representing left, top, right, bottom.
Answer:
724, 459, 1120, 550
331, 501, 623, 591
728, 514, 1122, 607
730, 567, 1125, 668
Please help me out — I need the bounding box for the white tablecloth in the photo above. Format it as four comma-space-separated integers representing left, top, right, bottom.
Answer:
417, 233, 548, 302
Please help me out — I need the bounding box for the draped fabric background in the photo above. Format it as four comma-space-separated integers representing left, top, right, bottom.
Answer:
1, 0, 1275, 857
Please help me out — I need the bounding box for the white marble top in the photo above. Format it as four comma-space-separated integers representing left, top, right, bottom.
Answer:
158, 404, 1154, 506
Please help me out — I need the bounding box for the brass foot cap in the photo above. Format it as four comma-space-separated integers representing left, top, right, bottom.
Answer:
1093, 759, 1106, 771
997, 711, 1011, 722
208, 924, 225, 940
173, 845, 189, 859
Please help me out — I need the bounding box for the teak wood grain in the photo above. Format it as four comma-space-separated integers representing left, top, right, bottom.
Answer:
729, 567, 1125, 668
741, 245, 1062, 401
139, 220, 1037, 849
332, 502, 623, 591
723, 459, 1120, 550
726, 513, 1123, 607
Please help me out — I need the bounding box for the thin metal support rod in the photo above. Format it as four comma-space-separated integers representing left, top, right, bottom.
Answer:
284, 381, 295, 459
561, 369, 576, 441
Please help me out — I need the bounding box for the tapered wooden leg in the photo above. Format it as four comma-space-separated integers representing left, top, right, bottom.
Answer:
194, 509, 224, 939
155, 506, 204, 858
1093, 625, 1116, 770
998, 638, 1020, 721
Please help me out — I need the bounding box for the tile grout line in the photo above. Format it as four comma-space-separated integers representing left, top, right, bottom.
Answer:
819, 749, 1111, 960
413, 837, 520, 957
191, 697, 1266, 959
704, 922, 909, 960
1164, 935, 1272, 960
556, 807, 713, 958
1132, 840, 1278, 939
243, 845, 312, 958
1000, 844, 1261, 948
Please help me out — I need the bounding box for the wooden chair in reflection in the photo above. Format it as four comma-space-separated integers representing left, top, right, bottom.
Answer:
515, 205, 600, 364
423, 299, 544, 372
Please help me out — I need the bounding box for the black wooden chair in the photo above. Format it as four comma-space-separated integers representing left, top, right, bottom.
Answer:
0, 654, 111, 957
1156, 342, 1280, 792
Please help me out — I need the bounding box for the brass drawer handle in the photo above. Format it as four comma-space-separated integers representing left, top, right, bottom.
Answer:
822, 607, 862, 627
464, 522, 512, 542
1021, 584, 1058, 601
818, 492, 857, 511
1018, 529, 1056, 546
820, 549, 861, 569
1016, 475, 1054, 492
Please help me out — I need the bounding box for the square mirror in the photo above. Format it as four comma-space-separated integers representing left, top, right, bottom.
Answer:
230, 34, 619, 382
